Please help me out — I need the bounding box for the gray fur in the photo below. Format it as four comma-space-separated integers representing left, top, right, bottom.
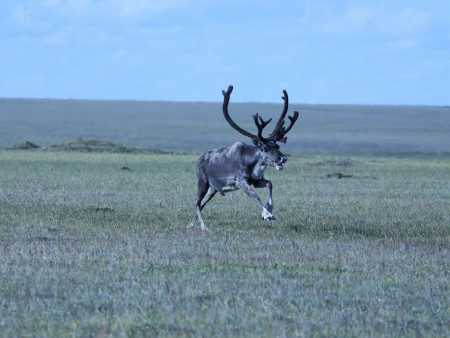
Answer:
190, 141, 287, 230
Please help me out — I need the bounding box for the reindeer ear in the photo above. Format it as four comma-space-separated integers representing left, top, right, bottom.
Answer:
253, 138, 267, 151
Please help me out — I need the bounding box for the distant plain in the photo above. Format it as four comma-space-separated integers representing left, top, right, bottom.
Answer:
1, 98, 449, 153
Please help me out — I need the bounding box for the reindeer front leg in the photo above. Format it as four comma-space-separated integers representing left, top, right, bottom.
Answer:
253, 179, 275, 217
238, 179, 275, 221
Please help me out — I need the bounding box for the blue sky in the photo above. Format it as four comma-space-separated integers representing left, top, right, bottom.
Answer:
1, 0, 449, 104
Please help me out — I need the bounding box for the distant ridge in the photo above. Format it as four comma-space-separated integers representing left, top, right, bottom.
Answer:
4, 138, 172, 154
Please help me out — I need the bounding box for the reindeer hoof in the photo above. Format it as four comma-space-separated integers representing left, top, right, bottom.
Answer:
262, 209, 275, 221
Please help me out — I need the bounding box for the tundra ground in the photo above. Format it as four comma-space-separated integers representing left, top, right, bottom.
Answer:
0, 150, 448, 336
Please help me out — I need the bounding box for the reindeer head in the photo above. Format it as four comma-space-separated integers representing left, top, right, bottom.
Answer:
222, 85, 299, 170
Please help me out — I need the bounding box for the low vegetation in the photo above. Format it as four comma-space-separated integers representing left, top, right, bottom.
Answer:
1, 149, 448, 336
6, 138, 171, 154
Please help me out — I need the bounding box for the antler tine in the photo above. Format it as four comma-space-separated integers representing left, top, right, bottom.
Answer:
266, 90, 289, 140
222, 85, 259, 141
280, 90, 289, 119
284, 111, 299, 134
273, 90, 289, 132
267, 90, 299, 143
253, 114, 272, 143
277, 111, 299, 143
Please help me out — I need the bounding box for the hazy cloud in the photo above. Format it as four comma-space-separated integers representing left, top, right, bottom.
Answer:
22, 0, 195, 23
388, 39, 419, 49
302, 4, 431, 39
10, 4, 33, 28
9, 3, 51, 31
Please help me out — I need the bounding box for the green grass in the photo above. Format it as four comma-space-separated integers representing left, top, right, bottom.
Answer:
1, 150, 449, 336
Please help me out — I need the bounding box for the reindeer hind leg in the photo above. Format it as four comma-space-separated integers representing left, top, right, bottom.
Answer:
190, 182, 216, 230
197, 187, 217, 230
200, 187, 217, 210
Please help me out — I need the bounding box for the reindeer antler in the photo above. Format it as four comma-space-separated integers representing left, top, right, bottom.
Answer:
222, 85, 299, 143
266, 90, 299, 143
222, 85, 259, 142
253, 114, 272, 143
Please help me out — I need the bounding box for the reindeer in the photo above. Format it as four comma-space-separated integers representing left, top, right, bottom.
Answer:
190, 85, 299, 230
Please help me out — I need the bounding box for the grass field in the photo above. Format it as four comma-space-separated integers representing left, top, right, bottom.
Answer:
1, 149, 448, 336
